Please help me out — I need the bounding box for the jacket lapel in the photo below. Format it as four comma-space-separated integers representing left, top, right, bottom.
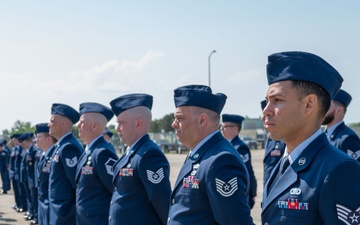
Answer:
262, 165, 298, 210
329, 122, 345, 141
172, 132, 224, 195
112, 135, 149, 183
75, 151, 90, 182
264, 140, 276, 158
262, 133, 329, 212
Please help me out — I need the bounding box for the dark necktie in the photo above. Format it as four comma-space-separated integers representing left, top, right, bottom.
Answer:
280, 155, 290, 174
268, 155, 290, 193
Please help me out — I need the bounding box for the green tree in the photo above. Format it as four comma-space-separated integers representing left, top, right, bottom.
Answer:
150, 113, 174, 133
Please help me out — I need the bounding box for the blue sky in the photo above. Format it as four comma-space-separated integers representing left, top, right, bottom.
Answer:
1, 1, 360, 130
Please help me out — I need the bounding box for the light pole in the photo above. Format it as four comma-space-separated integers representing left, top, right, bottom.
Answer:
208, 50, 217, 87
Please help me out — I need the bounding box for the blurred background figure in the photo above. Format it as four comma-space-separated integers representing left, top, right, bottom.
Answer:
221, 114, 257, 209
322, 89, 360, 162
260, 100, 286, 186
102, 129, 115, 151
35, 123, 57, 225
0, 139, 10, 194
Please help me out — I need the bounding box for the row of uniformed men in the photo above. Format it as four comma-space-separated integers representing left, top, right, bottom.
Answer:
3, 90, 258, 225
3, 50, 360, 225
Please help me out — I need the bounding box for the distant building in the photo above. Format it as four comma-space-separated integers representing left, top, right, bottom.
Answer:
241, 117, 266, 149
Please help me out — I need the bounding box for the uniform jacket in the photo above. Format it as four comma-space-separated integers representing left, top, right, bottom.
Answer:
26, 145, 38, 189
329, 121, 360, 162
13, 145, 23, 180
262, 133, 360, 225
9, 146, 16, 179
37, 145, 56, 225
75, 136, 118, 225
0, 149, 9, 170
34, 148, 43, 188
231, 135, 257, 209
109, 134, 171, 225
263, 138, 286, 186
49, 133, 84, 225
168, 132, 254, 225
19, 146, 28, 184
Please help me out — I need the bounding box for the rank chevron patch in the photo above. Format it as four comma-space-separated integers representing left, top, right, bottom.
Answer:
241, 153, 249, 163
347, 149, 360, 160
215, 177, 238, 197
146, 168, 164, 184
105, 158, 117, 175
336, 203, 360, 225
65, 156, 77, 168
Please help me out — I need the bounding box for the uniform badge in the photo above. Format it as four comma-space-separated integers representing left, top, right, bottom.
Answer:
81, 166, 93, 175
270, 149, 282, 156
119, 168, 133, 176
241, 153, 249, 163
65, 156, 77, 167
298, 157, 306, 166
347, 149, 360, 160
182, 175, 200, 189
278, 198, 309, 210
147, 168, 164, 184
290, 188, 301, 195
191, 163, 200, 176
52, 153, 59, 162
215, 177, 238, 197
42, 162, 51, 173
336, 204, 360, 225
105, 158, 116, 175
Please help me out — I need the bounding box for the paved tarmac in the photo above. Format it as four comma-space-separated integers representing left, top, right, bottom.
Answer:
0, 149, 264, 225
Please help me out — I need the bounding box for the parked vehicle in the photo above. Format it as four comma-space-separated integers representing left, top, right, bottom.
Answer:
153, 139, 189, 154
153, 139, 174, 153
240, 135, 258, 149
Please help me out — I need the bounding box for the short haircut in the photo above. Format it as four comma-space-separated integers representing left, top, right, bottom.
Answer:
291, 80, 331, 118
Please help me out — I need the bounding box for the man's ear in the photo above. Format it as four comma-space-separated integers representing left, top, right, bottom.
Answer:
304, 94, 317, 115
135, 118, 143, 129
198, 113, 208, 126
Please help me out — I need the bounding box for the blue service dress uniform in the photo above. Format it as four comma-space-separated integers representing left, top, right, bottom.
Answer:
328, 121, 360, 162
0, 148, 10, 192
168, 132, 254, 225
109, 134, 171, 225
230, 135, 257, 209
37, 145, 56, 225
75, 136, 118, 225
49, 133, 84, 225
263, 138, 286, 186
12, 144, 23, 209
19, 146, 30, 212
262, 132, 360, 225
4, 145, 11, 191
26, 145, 39, 218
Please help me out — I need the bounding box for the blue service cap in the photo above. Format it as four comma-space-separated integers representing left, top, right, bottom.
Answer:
173, 84, 227, 114
260, 100, 267, 110
110, 93, 153, 116
18, 132, 34, 142
222, 114, 244, 124
35, 123, 49, 134
79, 102, 114, 121
51, 103, 80, 124
333, 89, 352, 107
266, 51, 343, 99
10, 133, 22, 139
103, 129, 114, 138
0, 139, 7, 145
